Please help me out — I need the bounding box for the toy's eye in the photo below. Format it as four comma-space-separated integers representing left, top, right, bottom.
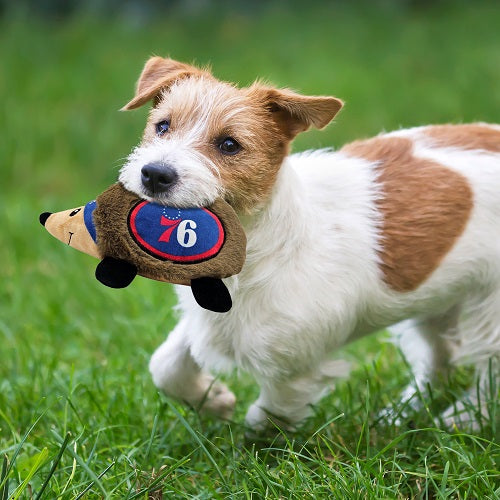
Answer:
69, 208, 82, 217
218, 137, 241, 155
155, 120, 170, 136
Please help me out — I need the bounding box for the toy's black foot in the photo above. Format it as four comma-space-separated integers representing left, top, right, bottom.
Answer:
95, 257, 137, 288
191, 277, 232, 313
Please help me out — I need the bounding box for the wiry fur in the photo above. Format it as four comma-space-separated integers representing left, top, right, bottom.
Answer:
120, 57, 499, 431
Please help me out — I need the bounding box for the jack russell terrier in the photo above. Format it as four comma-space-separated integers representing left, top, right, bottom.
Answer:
118, 56, 499, 431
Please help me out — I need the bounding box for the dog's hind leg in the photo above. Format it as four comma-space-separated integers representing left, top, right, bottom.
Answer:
442, 358, 499, 430
149, 318, 236, 419
441, 286, 500, 430
389, 307, 459, 414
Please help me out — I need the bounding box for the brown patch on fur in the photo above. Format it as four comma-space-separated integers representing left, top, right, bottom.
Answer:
424, 124, 500, 153
342, 136, 473, 292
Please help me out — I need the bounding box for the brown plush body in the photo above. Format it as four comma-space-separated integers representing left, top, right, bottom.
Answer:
93, 183, 245, 285
40, 183, 246, 312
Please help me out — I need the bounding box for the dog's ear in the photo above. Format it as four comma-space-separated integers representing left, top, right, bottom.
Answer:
251, 84, 343, 139
121, 57, 206, 110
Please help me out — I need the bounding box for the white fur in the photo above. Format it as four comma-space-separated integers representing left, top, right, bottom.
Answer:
120, 137, 222, 207
132, 124, 500, 430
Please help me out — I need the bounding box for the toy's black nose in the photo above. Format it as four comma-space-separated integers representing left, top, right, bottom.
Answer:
141, 163, 178, 194
39, 212, 52, 226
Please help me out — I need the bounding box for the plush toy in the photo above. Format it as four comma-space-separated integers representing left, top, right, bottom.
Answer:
39, 183, 246, 313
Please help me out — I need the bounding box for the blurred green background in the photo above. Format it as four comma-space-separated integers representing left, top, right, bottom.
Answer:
0, 1, 499, 497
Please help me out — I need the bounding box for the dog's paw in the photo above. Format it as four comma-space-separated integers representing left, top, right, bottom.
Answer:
441, 401, 481, 432
376, 386, 423, 427
245, 403, 296, 433
376, 405, 405, 427
245, 403, 269, 432
197, 380, 236, 420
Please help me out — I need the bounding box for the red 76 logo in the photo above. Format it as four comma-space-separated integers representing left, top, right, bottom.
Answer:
158, 216, 181, 243
159, 216, 197, 248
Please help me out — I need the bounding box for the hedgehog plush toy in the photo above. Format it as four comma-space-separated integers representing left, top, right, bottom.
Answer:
40, 183, 246, 313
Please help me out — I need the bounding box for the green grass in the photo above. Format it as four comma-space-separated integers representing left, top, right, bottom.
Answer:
1, 1, 499, 498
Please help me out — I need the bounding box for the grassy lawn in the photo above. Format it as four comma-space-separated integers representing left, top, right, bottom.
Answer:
1, 1, 499, 498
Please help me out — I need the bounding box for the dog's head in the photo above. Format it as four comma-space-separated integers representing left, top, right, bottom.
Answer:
119, 57, 343, 213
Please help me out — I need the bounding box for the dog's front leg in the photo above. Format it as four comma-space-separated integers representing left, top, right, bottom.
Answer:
149, 317, 236, 419
245, 360, 349, 432
245, 384, 310, 432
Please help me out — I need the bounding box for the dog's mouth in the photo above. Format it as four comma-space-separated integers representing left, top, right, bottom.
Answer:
139, 186, 181, 207
120, 169, 221, 209
139, 185, 219, 209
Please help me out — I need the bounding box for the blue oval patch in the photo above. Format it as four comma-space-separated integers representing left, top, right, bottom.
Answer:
128, 201, 224, 262
84, 200, 97, 242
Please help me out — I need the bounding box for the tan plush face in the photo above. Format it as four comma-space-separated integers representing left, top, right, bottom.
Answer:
42, 206, 101, 259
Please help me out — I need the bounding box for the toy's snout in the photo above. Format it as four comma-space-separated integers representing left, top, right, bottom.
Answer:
40, 202, 100, 259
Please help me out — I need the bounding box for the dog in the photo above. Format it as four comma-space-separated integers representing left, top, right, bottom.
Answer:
118, 56, 499, 431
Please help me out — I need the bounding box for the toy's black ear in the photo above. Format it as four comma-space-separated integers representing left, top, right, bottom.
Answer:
190, 278, 232, 313
95, 257, 137, 289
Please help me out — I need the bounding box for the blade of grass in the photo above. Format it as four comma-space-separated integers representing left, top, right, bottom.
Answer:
58, 441, 78, 499
0, 410, 47, 492
1, 455, 9, 500
51, 430, 107, 497
0, 408, 21, 443
11, 448, 49, 500
34, 432, 71, 500
126, 454, 193, 500
74, 460, 116, 500
164, 399, 228, 488
439, 460, 450, 497
304, 412, 346, 443
144, 401, 163, 460
355, 380, 369, 459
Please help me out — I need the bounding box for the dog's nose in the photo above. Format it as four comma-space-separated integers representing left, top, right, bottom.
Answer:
141, 163, 178, 194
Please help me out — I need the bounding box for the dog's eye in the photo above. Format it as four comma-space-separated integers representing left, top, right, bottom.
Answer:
69, 208, 82, 217
155, 120, 170, 136
218, 137, 241, 155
